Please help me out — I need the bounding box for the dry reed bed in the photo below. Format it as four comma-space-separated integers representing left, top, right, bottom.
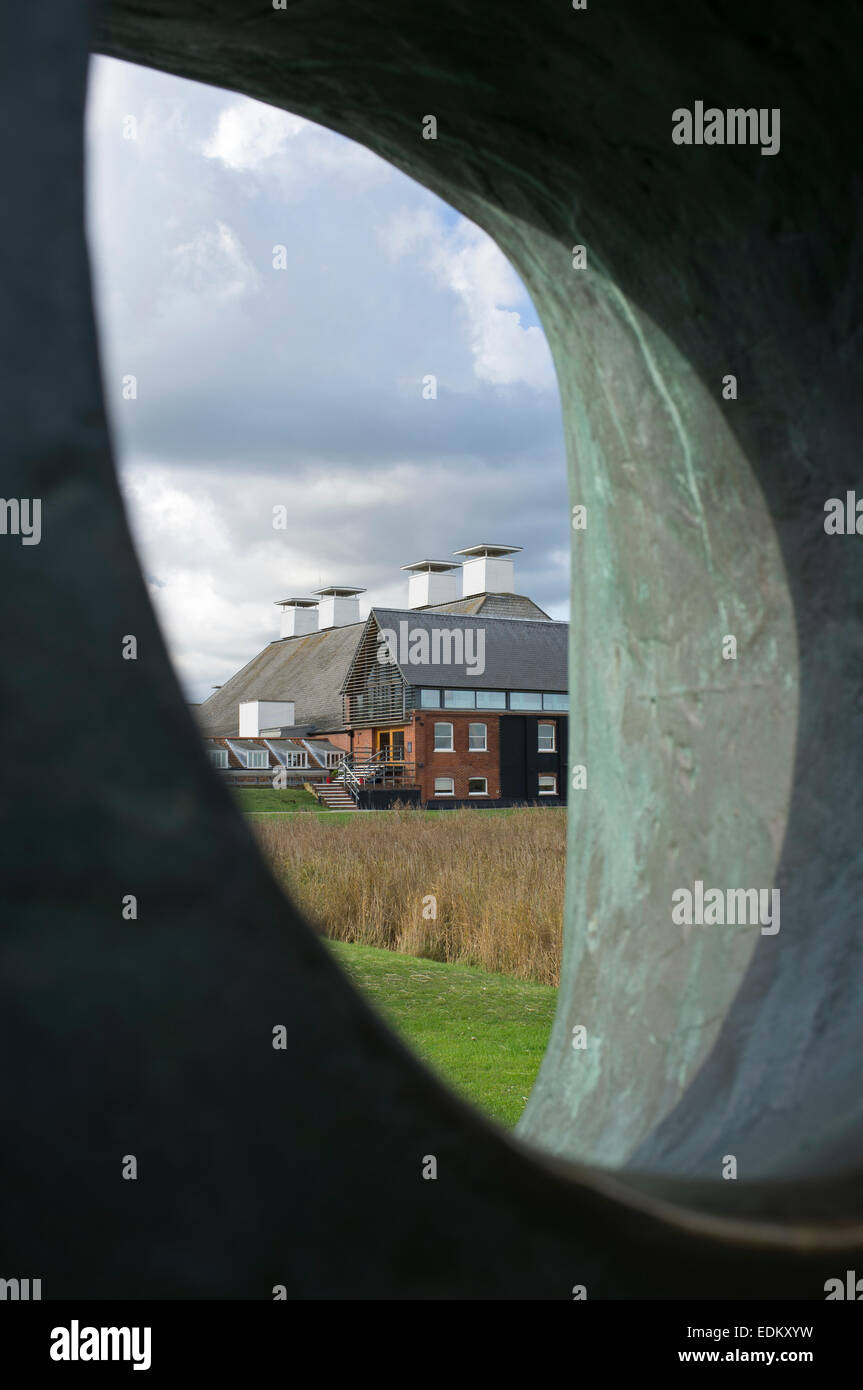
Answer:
253, 807, 565, 985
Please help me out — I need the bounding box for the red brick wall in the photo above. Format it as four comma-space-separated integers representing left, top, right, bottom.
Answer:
320, 731, 352, 753
316, 730, 373, 756
410, 711, 501, 802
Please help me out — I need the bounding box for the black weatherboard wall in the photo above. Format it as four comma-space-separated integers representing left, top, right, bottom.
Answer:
358, 787, 422, 810
500, 716, 567, 805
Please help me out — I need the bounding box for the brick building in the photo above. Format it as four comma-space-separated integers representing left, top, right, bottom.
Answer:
196, 544, 568, 809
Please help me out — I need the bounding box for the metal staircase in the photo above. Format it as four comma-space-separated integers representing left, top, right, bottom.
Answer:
323, 750, 418, 807
314, 780, 360, 811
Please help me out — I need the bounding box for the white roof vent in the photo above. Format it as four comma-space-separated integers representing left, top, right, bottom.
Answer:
275, 597, 318, 639
239, 700, 295, 737
312, 585, 365, 629
400, 559, 461, 609
452, 543, 522, 597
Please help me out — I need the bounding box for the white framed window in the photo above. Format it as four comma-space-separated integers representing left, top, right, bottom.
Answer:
468, 777, 488, 796
434, 777, 455, 797
468, 722, 487, 751
538, 774, 558, 795
538, 722, 556, 752
208, 748, 229, 768
325, 752, 341, 767
246, 750, 269, 769
434, 722, 454, 751
284, 751, 307, 768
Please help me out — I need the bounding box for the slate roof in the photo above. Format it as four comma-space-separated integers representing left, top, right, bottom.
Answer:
195, 622, 363, 735
265, 738, 309, 757
300, 739, 342, 767
362, 608, 568, 691
203, 736, 245, 770
418, 592, 552, 620
196, 594, 566, 735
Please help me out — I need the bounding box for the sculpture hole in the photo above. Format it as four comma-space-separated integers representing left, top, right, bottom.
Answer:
86, 56, 570, 1130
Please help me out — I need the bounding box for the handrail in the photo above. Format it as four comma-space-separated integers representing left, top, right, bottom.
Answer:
335, 757, 363, 802
332, 751, 417, 803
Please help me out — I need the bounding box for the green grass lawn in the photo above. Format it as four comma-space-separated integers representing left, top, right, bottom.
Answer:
326, 939, 557, 1127
232, 786, 320, 813
241, 795, 564, 824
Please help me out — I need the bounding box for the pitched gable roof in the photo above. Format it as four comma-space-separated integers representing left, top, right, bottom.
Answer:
419, 592, 552, 621
196, 596, 568, 736
195, 623, 363, 735
358, 608, 568, 691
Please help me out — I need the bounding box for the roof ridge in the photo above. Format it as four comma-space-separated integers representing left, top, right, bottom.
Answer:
370, 606, 567, 625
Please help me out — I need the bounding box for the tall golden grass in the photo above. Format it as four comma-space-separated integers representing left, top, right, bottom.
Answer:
253, 806, 565, 985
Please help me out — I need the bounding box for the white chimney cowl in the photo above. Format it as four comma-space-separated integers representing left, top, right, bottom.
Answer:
400, 560, 461, 609
313, 585, 365, 629
453, 543, 522, 598
275, 598, 319, 639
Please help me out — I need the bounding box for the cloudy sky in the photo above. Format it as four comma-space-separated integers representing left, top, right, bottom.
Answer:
85, 56, 568, 704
